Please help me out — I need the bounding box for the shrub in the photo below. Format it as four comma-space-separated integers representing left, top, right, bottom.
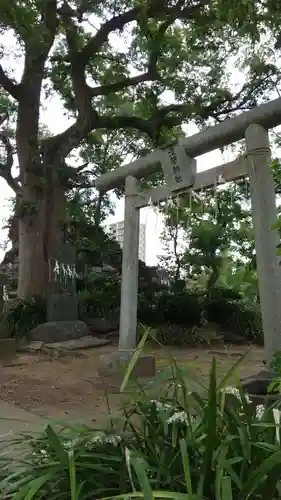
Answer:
138, 288, 205, 327
138, 283, 262, 344
148, 323, 193, 346
78, 273, 120, 318
208, 284, 243, 300
2, 352, 281, 499
205, 296, 263, 343
2, 296, 46, 339
139, 322, 222, 347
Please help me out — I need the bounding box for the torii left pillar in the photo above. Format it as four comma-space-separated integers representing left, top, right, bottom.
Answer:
99, 176, 155, 380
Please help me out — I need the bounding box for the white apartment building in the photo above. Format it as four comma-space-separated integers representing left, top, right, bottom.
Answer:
108, 221, 146, 262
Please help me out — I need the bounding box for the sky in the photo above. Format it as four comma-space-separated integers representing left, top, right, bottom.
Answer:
0, 24, 277, 267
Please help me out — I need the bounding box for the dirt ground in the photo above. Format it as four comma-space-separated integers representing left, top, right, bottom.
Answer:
0, 343, 264, 424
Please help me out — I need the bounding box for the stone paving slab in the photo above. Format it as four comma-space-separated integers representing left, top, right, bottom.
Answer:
21, 336, 111, 353
0, 400, 46, 461
0, 400, 43, 435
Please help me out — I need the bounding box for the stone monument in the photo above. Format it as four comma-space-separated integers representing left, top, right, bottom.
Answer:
47, 242, 78, 322
31, 242, 89, 342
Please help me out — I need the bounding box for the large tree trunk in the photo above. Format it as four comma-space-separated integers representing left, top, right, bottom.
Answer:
17, 162, 66, 299
17, 197, 46, 298
17, 95, 47, 298
15, 4, 58, 299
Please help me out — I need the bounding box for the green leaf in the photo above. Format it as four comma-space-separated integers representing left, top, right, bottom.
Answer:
45, 425, 68, 465
221, 476, 233, 500
13, 469, 59, 500
218, 348, 251, 391
120, 327, 150, 392
100, 492, 192, 499
68, 450, 77, 500
239, 450, 281, 499
180, 438, 193, 496
131, 456, 154, 500
200, 358, 217, 496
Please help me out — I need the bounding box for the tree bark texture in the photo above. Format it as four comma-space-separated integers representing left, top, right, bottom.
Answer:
17, 165, 66, 299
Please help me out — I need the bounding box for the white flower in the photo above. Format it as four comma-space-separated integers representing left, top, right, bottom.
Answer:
63, 437, 80, 450
166, 197, 174, 208
3, 285, 8, 302
176, 385, 192, 395
255, 404, 265, 420
86, 432, 122, 448
273, 408, 281, 444
167, 411, 189, 425
125, 447, 135, 492
53, 261, 60, 275
149, 400, 173, 411
32, 448, 50, 463
221, 386, 252, 404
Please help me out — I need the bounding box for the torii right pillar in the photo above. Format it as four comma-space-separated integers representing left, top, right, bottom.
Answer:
245, 124, 281, 366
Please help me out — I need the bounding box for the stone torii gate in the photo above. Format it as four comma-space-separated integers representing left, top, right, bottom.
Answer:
96, 98, 281, 375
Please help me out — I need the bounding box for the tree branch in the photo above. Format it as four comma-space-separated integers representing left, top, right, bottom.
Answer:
44, 110, 152, 160
79, 8, 141, 64
90, 13, 175, 97
79, 1, 208, 66
90, 72, 157, 97
48, 74, 266, 162
59, 2, 96, 124
0, 65, 22, 100
0, 132, 22, 194
53, 0, 208, 156
39, 0, 58, 33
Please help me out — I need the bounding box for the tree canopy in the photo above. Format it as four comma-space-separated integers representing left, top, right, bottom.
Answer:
0, 0, 281, 298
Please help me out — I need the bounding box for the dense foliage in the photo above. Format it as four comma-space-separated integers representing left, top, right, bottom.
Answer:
138, 285, 263, 344
2, 296, 46, 339
2, 355, 281, 499
1, 0, 281, 298
4, 279, 262, 344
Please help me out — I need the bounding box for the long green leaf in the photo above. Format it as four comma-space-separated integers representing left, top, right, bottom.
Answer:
240, 450, 281, 500
120, 328, 150, 392
215, 439, 231, 500
46, 425, 68, 465
180, 439, 193, 496
68, 450, 77, 500
221, 476, 233, 500
13, 469, 58, 500
215, 467, 223, 500
200, 358, 217, 496
131, 456, 154, 500
101, 492, 192, 499
217, 348, 251, 391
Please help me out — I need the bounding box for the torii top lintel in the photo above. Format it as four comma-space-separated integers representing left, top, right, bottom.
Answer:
95, 97, 281, 193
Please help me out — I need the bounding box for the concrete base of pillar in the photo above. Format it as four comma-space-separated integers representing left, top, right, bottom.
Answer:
98, 349, 156, 380
241, 370, 281, 407
241, 369, 276, 395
